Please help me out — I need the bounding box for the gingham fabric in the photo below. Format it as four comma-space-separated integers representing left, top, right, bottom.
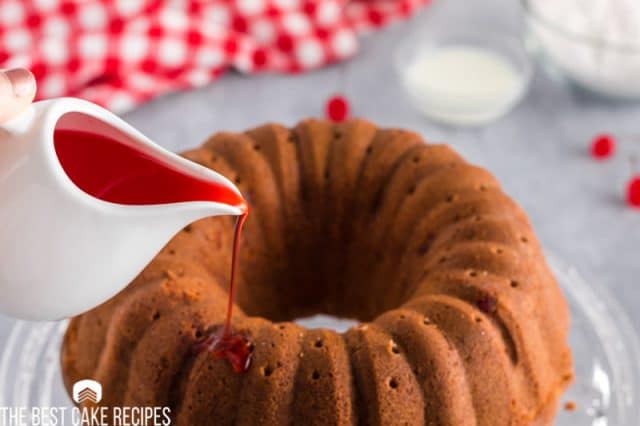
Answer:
0, 0, 428, 112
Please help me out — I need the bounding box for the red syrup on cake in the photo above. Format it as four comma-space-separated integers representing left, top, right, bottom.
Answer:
194, 211, 253, 374
54, 129, 253, 373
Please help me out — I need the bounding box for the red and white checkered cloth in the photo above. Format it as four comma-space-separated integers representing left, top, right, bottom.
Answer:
0, 0, 428, 113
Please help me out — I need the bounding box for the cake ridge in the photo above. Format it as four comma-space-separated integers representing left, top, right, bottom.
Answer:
368, 147, 463, 252
409, 293, 516, 423
376, 308, 476, 425
291, 328, 355, 425
345, 322, 426, 424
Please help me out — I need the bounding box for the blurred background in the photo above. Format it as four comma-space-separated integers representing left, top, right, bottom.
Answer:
1, 0, 640, 424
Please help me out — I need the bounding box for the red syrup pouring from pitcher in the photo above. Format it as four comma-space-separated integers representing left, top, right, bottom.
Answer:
54, 129, 253, 373
193, 212, 253, 374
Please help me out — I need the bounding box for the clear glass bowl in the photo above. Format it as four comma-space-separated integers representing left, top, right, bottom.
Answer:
523, 0, 640, 99
1, 254, 638, 425
394, 29, 532, 126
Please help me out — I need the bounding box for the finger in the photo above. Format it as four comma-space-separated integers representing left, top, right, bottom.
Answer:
0, 68, 37, 123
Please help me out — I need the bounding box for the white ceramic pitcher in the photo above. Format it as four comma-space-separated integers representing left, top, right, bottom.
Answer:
0, 98, 243, 321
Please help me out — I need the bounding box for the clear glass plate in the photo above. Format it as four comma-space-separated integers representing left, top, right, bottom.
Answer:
1, 255, 638, 425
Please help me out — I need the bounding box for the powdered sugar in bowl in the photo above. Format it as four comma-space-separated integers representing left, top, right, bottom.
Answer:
524, 0, 640, 99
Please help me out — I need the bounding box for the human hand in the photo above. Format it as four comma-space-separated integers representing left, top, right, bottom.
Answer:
0, 68, 36, 123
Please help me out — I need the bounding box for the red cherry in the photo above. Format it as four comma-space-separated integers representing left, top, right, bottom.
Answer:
590, 134, 616, 160
626, 175, 640, 208
325, 95, 349, 122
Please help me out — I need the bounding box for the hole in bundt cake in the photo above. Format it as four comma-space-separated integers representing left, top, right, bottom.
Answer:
295, 315, 359, 333
388, 378, 399, 389
314, 339, 323, 348
262, 365, 274, 377
390, 341, 400, 354
312, 371, 321, 380
510, 280, 519, 288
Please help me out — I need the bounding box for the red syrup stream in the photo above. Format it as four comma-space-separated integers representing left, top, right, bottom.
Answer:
194, 211, 253, 374
54, 129, 253, 373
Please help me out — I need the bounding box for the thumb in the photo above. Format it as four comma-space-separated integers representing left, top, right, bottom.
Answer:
0, 68, 36, 123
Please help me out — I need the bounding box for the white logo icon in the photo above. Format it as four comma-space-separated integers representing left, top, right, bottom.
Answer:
73, 379, 103, 404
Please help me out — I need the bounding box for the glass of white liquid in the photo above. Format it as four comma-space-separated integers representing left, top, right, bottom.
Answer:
395, 29, 533, 127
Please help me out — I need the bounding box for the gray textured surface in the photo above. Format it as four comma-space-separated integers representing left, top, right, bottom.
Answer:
0, 0, 638, 375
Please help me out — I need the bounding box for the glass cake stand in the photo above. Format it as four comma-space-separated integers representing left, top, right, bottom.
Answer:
0, 255, 638, 425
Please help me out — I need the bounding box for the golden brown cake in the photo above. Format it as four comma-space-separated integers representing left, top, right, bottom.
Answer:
61, 119, 573, 425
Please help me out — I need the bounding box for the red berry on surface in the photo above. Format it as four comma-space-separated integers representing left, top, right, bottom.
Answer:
626, 175, 640, 208
590, 134, 616, 160
325, 95, 349, 122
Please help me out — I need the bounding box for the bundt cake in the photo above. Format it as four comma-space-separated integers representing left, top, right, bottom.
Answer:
61, 119, 573, 425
